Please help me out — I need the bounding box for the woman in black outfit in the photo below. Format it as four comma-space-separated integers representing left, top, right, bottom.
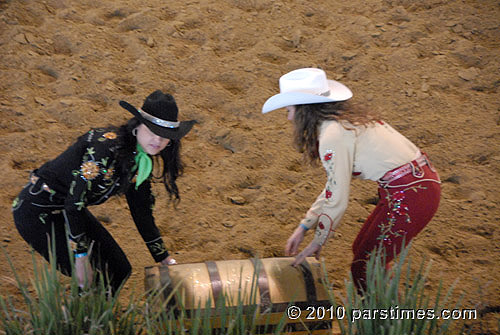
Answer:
12, 90, 195, 293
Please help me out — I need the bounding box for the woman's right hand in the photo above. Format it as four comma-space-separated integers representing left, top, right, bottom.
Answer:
75, 255, 93, 288
160, 256, 177, 266
285, 225, 307, 256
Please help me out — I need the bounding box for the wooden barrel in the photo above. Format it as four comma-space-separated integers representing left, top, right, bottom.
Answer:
145, 257, 340, 334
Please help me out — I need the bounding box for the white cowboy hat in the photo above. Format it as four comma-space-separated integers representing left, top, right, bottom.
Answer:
262, 68, 353, 114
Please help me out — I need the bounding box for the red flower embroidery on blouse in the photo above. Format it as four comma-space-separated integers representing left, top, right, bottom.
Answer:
324, 152, 333, 161
319, 222, 325, 229
325, 190, 332, 199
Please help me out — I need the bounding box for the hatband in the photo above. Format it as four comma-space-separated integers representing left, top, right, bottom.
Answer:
138, 108, 180, 129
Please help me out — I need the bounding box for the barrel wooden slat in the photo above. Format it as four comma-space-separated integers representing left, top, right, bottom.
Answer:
168, 261, 215, 308
144, 257, 337, 334
146, 257, 329, 308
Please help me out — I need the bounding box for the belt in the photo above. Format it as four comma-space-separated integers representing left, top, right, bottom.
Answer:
379, 153, 432, 185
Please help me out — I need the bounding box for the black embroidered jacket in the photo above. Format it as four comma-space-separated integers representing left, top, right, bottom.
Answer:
35, 128, 169, 262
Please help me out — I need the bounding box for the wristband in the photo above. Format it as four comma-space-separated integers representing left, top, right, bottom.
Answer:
300, 223, 310, 231
74, 252, 88, 258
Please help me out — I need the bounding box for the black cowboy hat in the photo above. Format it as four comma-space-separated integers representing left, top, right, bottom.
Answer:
119, 90, 196, 140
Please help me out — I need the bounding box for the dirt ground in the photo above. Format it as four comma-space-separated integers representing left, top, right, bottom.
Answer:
0, 0, 499, 333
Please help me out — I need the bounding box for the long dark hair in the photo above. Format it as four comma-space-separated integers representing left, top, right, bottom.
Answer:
293, 101, 378, 164
115, 117, 183, 203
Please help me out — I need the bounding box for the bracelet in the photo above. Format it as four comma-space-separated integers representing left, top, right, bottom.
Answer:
300, 223, 310, 231
74, 252, 88, 258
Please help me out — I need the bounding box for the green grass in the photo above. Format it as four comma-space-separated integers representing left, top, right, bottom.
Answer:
1, 242, 468, 335
323, 245, 462, 335
1, 239, 144, 335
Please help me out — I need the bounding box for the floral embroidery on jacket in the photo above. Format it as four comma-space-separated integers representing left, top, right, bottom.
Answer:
314, 213, 334, 246
147, 240, 167, 256
322, 149, 336, 202
39, 212, 48, 224
80, 161, 100, 180
103, 167, 115, 180
11, 196, 23, 211
102, 132, 117, 140
72, 130, 122, 209
87, 129, 94, 142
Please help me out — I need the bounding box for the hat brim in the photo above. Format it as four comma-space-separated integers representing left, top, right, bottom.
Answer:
262, 80, 353, 114
119, 101, 195, 140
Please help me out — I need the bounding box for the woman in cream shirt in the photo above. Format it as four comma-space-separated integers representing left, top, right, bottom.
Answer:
262, 68, 441, 292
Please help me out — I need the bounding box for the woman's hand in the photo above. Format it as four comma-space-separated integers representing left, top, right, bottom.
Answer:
75, 255, 93, 288
285, 225, 307, 256
291, 241, 323, 267
160, 256, 177, 266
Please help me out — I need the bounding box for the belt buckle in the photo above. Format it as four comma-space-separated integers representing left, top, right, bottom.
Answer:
411, 160, 424, 178
30, 174, 40, 185
379, 167, 402, 187
42, 184, 52, 193
29, 174, 54, 194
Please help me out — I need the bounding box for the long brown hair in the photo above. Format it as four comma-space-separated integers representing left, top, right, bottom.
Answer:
293, 101, 378, 164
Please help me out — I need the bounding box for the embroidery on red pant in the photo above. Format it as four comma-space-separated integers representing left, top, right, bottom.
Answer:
377, 184, 428, 246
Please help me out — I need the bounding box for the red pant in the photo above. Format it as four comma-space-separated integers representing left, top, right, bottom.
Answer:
351, 156, 441, 292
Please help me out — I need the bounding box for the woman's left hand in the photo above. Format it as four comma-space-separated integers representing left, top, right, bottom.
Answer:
75, 255, 93, 288
161, 256, 177, 266
291, 241, 322, 267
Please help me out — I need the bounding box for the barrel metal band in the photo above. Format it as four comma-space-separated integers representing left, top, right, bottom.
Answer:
205, 261, 223, 303
250, 258, 271, 310
299, 261, 317, 303
159, 265, 172, 302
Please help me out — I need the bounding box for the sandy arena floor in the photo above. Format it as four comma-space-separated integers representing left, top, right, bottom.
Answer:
1, 0, 499, 333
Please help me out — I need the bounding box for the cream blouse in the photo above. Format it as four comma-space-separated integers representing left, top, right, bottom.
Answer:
299, 120, 420, 246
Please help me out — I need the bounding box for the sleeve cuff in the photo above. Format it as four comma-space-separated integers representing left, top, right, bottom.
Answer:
69, 238, 90, 254
299, 215, 318, 230
146, 238, 169, 262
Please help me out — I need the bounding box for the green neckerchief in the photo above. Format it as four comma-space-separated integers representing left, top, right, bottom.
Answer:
134, 143, 152, 190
